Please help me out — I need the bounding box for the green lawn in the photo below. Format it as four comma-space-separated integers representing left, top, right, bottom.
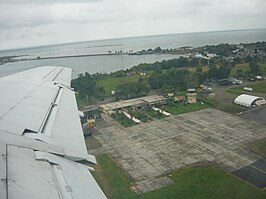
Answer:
92, 154, 266, 199
96, 76, 141, 96
161, 101, 213, 115
227, 81, 266, 95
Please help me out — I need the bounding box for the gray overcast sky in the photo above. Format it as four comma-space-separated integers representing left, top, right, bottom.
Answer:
0, 0, 265, 50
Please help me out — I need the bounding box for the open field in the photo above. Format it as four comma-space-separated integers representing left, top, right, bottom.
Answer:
92, 154, 266, 199
230, 61, 266, 76
176, 65, 209, 72
230, 63, 250, 75
92, 109, 266, 193
227, 81, 266, 95
96, 75, 141, 96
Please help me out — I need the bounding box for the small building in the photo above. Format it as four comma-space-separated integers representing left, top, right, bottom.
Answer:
234, 94, 266, 107
186, 89, 197, 104
83, 105, 101, 119
255, 76, 264, 81
244, 87, 253, 92
174, 96, 186, 102
99, 95, 166, 115
87, 118, 96, 128
139, 72, 147, 76
111, 90, 116, 95
168, 92, 174, 97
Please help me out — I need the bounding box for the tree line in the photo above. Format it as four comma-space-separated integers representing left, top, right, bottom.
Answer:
72, 53, 264, 102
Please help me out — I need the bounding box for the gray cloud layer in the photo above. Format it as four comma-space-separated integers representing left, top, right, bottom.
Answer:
0, 0, 265, 50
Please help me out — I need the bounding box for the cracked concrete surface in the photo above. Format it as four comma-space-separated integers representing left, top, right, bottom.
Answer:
92, 108, 266, 193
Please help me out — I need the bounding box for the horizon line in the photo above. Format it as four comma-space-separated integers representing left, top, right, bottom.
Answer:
1, 27, 266, 52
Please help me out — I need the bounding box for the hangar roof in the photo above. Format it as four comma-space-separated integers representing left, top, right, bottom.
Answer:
234, 94, 265, 107
99, 95, 166, 111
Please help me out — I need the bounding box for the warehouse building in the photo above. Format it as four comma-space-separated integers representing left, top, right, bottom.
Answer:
234, 94, 266, 107
99, 95, 166, 114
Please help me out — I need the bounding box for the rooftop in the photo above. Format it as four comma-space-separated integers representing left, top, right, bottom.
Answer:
99, 95, 166, 111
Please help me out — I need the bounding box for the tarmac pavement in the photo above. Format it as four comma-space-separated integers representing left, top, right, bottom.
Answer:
92, 108, 266, 193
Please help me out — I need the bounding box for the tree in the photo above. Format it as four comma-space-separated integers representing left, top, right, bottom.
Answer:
196, 66, 203, 73
217, 65, 231, 79
71, 73, 105, 102
189, 58, 199, 67
207, 67, 218, 79
115, 82, 150, 100
235, 69, 244, 78
249, 61, 260, 75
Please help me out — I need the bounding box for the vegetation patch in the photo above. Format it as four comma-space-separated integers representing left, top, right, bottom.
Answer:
143, 107, 167, 119
230, 61, 266, 76
96, 75, 141, 96
75, 93, 88, 109
258, 62, 266, 75
230, 63, 250, 76
92, 154, 266, 199
201, 97, 247, 114
161, 101, 213, 115
128, 111, 153, 122
227, 81, 266, 94
111, 111, 136, 127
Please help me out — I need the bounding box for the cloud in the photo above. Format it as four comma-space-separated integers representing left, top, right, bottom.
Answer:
0, 0, 265, 50
0, 0, 103, 3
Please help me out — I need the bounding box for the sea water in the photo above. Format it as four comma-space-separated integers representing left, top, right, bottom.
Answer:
0, 29, 266, 77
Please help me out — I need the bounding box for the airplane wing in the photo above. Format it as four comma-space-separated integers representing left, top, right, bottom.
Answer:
0, 66, 107, 199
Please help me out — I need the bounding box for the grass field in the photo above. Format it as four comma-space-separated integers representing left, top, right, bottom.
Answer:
200, 97, 247, 114
166, 65, 209, 73
258, 62, 266, 75
230, 61, 266, 76
92, 154, 266, 199
227, 81, 266, 95
230, 63, 250, 75
161, 101, 213, 115
96, 75, 141, 96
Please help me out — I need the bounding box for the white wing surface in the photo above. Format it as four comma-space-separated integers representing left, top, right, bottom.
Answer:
0, 66, 107, 199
